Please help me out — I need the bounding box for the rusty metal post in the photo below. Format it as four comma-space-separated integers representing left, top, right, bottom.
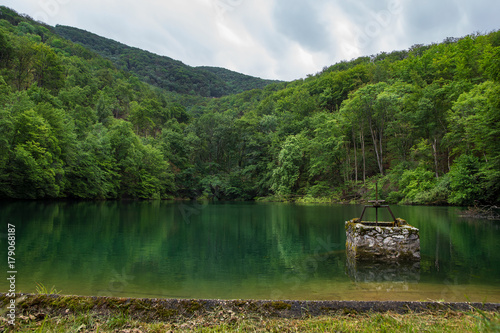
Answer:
358, 181, 397, 225
385, 205, 396, 222
359, 206, 368, 221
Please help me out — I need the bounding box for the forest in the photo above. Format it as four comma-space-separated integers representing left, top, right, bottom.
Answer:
0, 6, 499, 205
53, 25, 282, 97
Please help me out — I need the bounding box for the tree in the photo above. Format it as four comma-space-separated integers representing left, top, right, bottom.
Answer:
313, 63, 372, 111
448, 154, 482, 206
11, 36, 34, 90
447, 81, 499, 159
340, 82, 388, 176
32, 43, 64, 90
94, 90, 115, 125
188, 111, 238, 172
65, 124, 119, 198
384, 82, 419, 164
482, 46, 500, 82
308, 112, 344, 187
271, 134, 307, 196
108, 120, 174, 199
398, 166, 437, 204
128, 101, 155, 137
0, 30, 13, 67
447, 81, 500, 203
416, 82, 471, 177
0, 89, 14, 172
2, 110, 64, 198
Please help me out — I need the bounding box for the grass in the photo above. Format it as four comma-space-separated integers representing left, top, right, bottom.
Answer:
35, 283, 60, 295
2, 307, 499, 332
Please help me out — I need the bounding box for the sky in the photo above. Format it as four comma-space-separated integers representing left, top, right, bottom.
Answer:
4, 0, 500, 81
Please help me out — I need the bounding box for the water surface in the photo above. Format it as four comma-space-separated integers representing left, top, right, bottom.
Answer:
1, 201, 499, 302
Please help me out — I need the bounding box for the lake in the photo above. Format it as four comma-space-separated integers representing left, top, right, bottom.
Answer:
1, 201, 499, 302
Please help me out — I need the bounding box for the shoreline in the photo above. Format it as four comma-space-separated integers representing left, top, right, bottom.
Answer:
2, 294, 499, 332
2, 293, 499, 318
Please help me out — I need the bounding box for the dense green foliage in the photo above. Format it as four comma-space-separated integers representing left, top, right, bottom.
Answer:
54, 25, 281, 97
0, 6, 498, 204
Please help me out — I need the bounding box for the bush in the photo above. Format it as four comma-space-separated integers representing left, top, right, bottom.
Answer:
398, 167, 436, 204
306, 181, 332, 197
423, 174, 451, 205
448, 154, 482, 206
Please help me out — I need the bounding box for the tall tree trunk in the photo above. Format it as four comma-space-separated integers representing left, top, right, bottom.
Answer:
345, 142, 350, 183
370, 120, 384, 175
353, 130, 358, 182
379, 128, 383, 175
447, 148, 451, 172
360, 131, 366, 184
432, 137, 439, 179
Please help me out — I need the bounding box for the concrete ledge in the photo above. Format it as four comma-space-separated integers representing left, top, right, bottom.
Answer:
1, 294, 498, 320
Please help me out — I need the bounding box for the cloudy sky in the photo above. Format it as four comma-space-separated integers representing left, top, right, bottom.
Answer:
4, 0, 500, 81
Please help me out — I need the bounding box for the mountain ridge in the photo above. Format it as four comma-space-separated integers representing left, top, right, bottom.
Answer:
54, 25, 282, 97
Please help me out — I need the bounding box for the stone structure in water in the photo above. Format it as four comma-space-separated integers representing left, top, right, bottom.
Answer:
345, 218, 421, 262
345, 187, 421, 264
345, 218, 421, 283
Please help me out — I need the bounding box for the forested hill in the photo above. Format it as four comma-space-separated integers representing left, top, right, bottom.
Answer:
53, 25, 281, 97
0, 5, 499, 205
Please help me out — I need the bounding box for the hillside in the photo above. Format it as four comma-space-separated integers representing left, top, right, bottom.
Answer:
0, 5, 499, 205
53, 25, 281, 97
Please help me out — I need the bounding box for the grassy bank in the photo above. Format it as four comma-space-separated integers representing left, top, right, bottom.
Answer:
3, 310, 500, 332
1, 294, 499, 332
3, 309, 500, 332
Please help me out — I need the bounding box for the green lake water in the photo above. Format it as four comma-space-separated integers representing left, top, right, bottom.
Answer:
1, 201, 499, 302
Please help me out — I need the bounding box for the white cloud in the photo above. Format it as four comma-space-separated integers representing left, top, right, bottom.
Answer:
2, 0, 500, 81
